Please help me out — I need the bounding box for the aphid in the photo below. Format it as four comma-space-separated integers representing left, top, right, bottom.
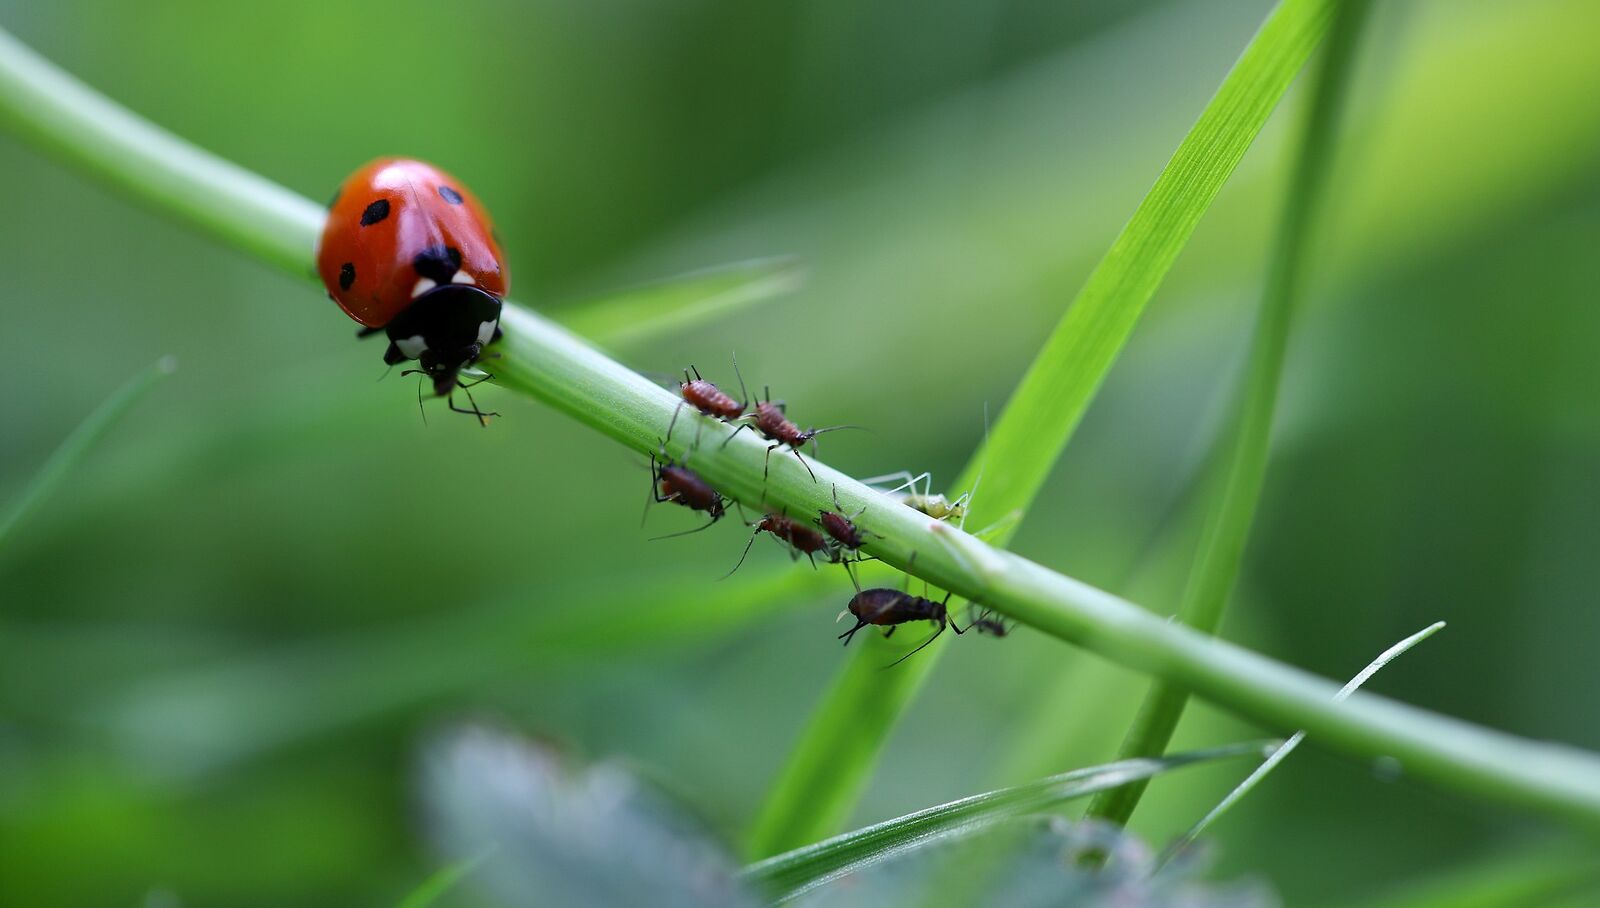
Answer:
724, 386, 855, 483
862, 471, 971, 524
317, 158, 509, 422
817, 484, 880, 562
670, 358, 749, 444
647, 447, 728, 539
967, 606, 1012, 638
837, 565, 965, 667
725, 510, 837, 577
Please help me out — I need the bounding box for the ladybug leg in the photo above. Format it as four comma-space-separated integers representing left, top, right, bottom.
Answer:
491, 325, 504, 343
356, 326, 383, 339
382, 342, 407, 366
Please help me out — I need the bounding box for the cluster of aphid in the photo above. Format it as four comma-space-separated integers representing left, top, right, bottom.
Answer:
647, 360, 1012, 666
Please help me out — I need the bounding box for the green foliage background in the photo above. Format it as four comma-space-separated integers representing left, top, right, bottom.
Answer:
1, 0, 1598, 904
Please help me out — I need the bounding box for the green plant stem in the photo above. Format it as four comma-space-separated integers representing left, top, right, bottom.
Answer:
748, 0, 1341, 856
1086, 0, 1372, 829
7, 21, 1600, 834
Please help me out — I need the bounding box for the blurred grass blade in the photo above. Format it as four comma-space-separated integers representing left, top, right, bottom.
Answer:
742, 741, 1270, 904
396, 851, 493, 908
1168, 621, 1445, 857
0, 355, 174, 550
556, 257, 804, 346
1086, 0, 1372, 829
747, 0, 1340, 858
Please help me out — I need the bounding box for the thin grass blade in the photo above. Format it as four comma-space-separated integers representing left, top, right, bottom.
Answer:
742, 741, 1271, 904
746, 0, 1341, 858
396, 851, 494, 908
1167, 621, 1445, 857
556, 257, 804, 346
0, 355, 175, 550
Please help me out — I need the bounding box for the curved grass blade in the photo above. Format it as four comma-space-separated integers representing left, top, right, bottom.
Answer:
1167, 621, 1445, 858
747, 0, 1342, 858
0, 355, 175, 550
396, 850, 494, 908
556, 257, 804, 346
1086, 0, 1373, 829
742, 741, 1271, 904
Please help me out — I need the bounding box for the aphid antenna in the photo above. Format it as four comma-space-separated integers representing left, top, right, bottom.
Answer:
721, 522, 765, 580
730, 352, 750, 407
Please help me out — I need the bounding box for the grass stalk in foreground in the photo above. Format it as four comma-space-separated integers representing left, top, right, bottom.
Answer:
8, 18, 1600, 835
1085, 0, 1373, 828
742, 741, 1271, 903
746, 0, 1341, 856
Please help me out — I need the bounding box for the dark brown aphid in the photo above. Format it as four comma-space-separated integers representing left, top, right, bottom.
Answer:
723, 386, 856, 483
838, 578, 964, 667
967, 606, 1011, 638
647, 448, 728, 539
669, 358, 749, 444
817, 484, 878, 557
725, 510, 837, 577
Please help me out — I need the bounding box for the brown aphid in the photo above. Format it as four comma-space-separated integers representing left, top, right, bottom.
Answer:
679, 364, 746, 421
725, 510, 837, 577
818, 484, 878, 557
669, 358, 749, 444
838, 585, 963, 666
723, 386, 856, 483
647, 448, 728, 539
967, 606, 1011, 638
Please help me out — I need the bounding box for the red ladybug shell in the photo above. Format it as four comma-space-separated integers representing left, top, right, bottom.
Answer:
316, 158, 509, 328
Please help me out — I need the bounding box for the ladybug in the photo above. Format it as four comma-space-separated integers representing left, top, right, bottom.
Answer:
316, 158, 509, 408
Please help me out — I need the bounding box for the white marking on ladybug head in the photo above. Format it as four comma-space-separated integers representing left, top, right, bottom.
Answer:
396, 335, 428, 359
476, 318, 498, 347
411, 277, 437, 299
451, 270, 477, 286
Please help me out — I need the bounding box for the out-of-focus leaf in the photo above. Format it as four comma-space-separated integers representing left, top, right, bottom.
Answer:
422, 725, 757, 908
743, 741, 1270, 903
556, 257, 805, 347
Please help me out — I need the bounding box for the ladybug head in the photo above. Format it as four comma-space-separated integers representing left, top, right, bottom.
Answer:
385, 283, 503, 398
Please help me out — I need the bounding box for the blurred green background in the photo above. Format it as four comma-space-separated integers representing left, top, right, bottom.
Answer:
2, 0, 1598, 904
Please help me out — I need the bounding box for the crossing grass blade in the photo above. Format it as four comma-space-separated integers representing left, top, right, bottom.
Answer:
0, 355, 175, 550
1166, 621, 1445, 857
1085, 0, 1372, 828
745, 0, 1341, 858
395, 851, 493, 908
741, 741, 1271, 903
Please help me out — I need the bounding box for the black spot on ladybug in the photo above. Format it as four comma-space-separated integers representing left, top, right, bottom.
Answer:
360, 199, 391, 226
339, 262, 355, 291
413, 245, 462, 283
438, 186, 464, 205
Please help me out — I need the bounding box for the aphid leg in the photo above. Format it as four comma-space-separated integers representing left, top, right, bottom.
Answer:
805, 550, 818, 570
649, 517, 722, 541
883, 626, 896, 638
886, 621, 945, 668
720, 422, 753, 449
666, 400, 687, 450
838, 619, 869, 645
790, 448, 818, 482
